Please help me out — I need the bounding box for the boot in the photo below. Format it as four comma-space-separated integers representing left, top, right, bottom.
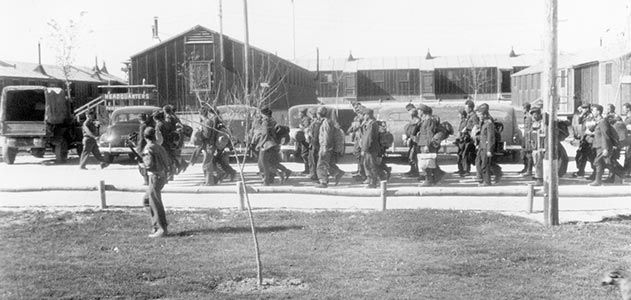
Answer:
521, 157, 533, 177
433, 168, 445, 184
403, 164, 419, 177
420, 169, 434, 187
588, 166, 603, 186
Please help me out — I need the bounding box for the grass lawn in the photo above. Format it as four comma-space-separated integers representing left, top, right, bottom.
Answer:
0, 208, 630, 299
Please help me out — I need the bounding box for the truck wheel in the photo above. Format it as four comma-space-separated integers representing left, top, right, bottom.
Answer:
31, 148, 46, 158
54, 140, 68, 163
3, 147, 18, 165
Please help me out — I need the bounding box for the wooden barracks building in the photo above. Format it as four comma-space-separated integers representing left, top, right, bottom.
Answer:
129, 25, 317, 112
511, 47, 631, 114
294, 49, 537, 103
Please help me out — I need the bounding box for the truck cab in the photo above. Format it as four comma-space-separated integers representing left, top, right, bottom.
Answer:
0, 86, 81, 164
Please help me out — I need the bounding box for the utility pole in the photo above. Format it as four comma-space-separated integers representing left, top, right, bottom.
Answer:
543, 0, 559, 226
218, 0, 226, 98
292, 0, 296, 60
243, 0, 250, 99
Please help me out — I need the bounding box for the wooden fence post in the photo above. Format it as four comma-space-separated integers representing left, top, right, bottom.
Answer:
98, 180, 107, 209
236, 181, 245, 211
380, 181, 387, 211
526, 183, 534, 213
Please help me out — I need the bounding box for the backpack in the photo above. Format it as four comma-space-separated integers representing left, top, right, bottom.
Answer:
557, 120, 570, 141
607, 122, 620, 148
433, 121, 453, 142
275, 124, 291, 145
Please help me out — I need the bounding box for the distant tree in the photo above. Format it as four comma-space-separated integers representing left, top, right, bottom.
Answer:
47, 12, 86, 101
464, 60, 495, 101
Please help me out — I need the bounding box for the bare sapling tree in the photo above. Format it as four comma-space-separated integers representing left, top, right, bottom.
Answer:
180, 51, 290, 285
47, 12, 86, 101
464, 60, 495, 101
223, 55, 290, 285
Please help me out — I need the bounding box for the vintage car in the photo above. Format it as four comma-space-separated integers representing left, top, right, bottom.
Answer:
376, 101, 523, 161
98, 106, 161, 162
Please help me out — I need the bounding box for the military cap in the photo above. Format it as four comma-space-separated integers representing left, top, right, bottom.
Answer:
464, 99, 475, 109
417, 104, 431, 114
299, 107, 308, 114
317, 106, 328, 116
475, 103, 489, 113
592, 104, 603, 112
529, 107, 541, 114
405, 103, 416, 111
144, 127, 156, 140
363, 108, 374, 116
260, 107, 272, 116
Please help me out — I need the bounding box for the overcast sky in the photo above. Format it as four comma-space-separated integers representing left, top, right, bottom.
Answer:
1, 0, 630, 79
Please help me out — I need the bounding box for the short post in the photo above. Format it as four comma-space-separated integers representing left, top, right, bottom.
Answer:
380, 181, 387, 211
98, 180, 107, 209
526, 183, 534, 213
236, 181, 245, 211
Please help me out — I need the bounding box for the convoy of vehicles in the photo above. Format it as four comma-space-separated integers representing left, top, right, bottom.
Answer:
0, 86, 82, 164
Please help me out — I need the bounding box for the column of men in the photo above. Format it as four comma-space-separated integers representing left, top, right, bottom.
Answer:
521, 101, 630, 186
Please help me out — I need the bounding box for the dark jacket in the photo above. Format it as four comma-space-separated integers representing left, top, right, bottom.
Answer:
142, 142, 171, 174
415, 116, 438, 147
319, 117, 335, 151
255, 115, 278, 151
478, 117, 496, 152
592, 117, 613, 150
360, 118, 380, 154
522, 114, 534, 151
308, 117, 322, 148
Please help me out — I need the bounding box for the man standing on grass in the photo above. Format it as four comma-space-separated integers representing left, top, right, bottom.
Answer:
139, 127, 170, 238
79, 110, 109, 170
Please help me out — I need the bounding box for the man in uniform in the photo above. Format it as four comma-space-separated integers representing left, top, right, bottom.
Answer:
139, 127, 170, 238
529, 107, 546, 186
79, 110, 109, 170
589, 104, 625, 186
519, 102, 534, 177
295, 108, 311, 175
621, 103, 631, 177
315, 106, 344, 188
361, 108, 381, 188
348, 102, 367, 182
201, 107, 220, 185
306, 107, 322, 181
163, 105, 188, 175
416, 104, 445, 186
457, 100, 479, 177
255, 107, 279, 186
571, 104, 595, 178
475, 103, 502, 186
403, 103, 421, 178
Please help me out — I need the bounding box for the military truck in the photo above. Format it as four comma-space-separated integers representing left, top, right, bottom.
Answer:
0, 86, 82, 164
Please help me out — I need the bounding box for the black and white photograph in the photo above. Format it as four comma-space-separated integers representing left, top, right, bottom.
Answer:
1, 0, 631, 298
